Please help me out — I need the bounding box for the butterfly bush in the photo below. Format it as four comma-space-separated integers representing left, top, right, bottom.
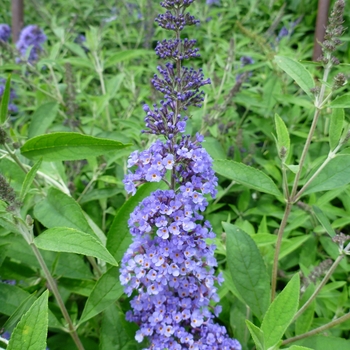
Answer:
120, 1, 241, 349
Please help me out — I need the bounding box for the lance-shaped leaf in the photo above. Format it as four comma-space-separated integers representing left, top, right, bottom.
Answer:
329, 108, 344, 150
304, 155, 350, 194
224, 223, 270, 320
21, 132, 131, 161
28, 102, 59, 138
7, 290, 48, 350
245, 320, 264, 350
34, 187, 96, 237
261, 274, 300, 348
20, 158, 42, 201
79, 267, 123, 324
100, 304, 140, 350
104, 49, 152, 68
0, 74, 11, 124
275, 56, 315, 97
312, 205, 336, 238
329, 94, 350, 108
2, 292, 36, 333
274, 113, 290, 160
214, 160, 282, 197
34, 227, 118, 266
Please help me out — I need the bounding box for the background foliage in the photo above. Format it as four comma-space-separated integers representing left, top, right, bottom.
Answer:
0, 0, 350, 349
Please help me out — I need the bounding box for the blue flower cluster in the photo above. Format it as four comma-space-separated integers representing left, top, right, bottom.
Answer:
0, 24, 11, 42
120, 1, 241, 349
16, 25, 46, 63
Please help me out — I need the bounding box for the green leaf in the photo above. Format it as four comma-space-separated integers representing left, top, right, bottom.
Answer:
295, 335, 350, 349
2, 292, 36, 333
100, 304, 140, 350
285, 346, 314, 350
329, 94, 350, 108
274, 113, 290, 160
7, 290, 48, 350
0, 277, 66, 330
274, 56, 315, 97
63, 57, 94, 69
304, 155, 350, 194
224, 223, 270, 320
245, 320, 264, 350
312, 205, 336, 237
279, 236, 310, 260
64, 42, 88, 59
104, 49, 152, 69
214, 160, 282, 197
329, 108, 344, 150
34, 187, 96, 237
34, 227, 117, 266
295, 301, 315, 336
0, 74, 11, 124
79, 267, 123, 324
21, 132, 131, 161
107, 182, 167, 262
203, 137, 227, 160
261, 274, 300, 348
28, 102, 59, 138
0, 282, 30, 316
20, 158, 42, 201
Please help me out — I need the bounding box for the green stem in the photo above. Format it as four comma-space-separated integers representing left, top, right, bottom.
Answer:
92, 51, 112, 131
213, 180, 236, 205
2, 146, 70, 195
283, 312, 350, 345
48, 64, 65, 105
270, 200, 292, 301
293, 254, 344, 321
30, 243, 85, 350
3, 144, 41, 189
271, 59, 332, 300
290, 60, 332, 202
294, 142, 341, 202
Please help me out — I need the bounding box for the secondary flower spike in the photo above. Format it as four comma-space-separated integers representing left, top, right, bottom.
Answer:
120, 1, 241, 349
16, 25, 46, 63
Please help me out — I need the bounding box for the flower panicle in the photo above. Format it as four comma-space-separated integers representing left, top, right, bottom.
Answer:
120, 1, 241, 349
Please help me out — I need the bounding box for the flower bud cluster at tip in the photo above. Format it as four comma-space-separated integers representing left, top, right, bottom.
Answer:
152, 64, 210, 110
0, 174, 22, 212
16, 25, 47, 63
0, 24, 11, 42
120, 1, 241, 348
319, 0, 345, 65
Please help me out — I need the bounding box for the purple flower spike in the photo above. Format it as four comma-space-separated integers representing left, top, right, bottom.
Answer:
0, 24, 11, 42
16, 25, 47, 63
119, 1, 241, 349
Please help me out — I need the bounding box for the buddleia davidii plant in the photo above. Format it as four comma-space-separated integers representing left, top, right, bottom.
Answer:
120, 1, 241, 349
